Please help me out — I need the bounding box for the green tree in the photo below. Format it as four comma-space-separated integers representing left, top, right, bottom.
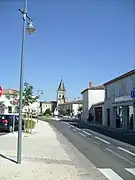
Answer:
23, 82, 37, 107
78, 106, 83, 113
44, 108, 51, 116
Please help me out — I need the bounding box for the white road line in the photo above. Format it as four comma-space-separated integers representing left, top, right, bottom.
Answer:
106, 148, 135, 166
117, 147, 135, 157
98, 168, 123, 180
125, 168, 135, 176
88, 138, 100, 145
78, 132, 86, 137
95, 136, 111, 144
73, 129, 77, 132
82, 130, 91, 136
70, 125, 75, 128
68, 125, 71, 128
74, 127, 81, 131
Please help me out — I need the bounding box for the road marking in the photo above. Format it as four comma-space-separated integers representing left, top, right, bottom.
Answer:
106, 148, 135, 166
125, 168, 135, 175
95, 136, 111, 144
68, 125, 71, 128
78, 132, 86, 137
73, 129, 77, 132
74, 127, 81, 131
82, 130, 91, 136
98, 168, 123, 180
117, 147, 135, 157
88, 138, 100, 145
70, 125, 75, 128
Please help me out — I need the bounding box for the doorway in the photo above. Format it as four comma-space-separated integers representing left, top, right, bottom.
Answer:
107, 109, 110, 126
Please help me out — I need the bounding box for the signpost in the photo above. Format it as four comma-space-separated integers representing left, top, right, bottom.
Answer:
131, 88, 135, 99
0, 86, 3, 97
13, 98, 18, 133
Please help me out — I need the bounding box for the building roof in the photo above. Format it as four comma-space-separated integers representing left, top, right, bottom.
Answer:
104, 69, 135, 86
57, 79, 66, 91
3, 89, 19, 95
81, 85, 104, 94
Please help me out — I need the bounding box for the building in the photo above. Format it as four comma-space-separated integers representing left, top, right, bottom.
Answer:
81, 82, 105, 121
58, 100, 82, 116
40, 101, 53, 114
57, 79, 67, 105
0, 89, 19, 114
89, 101, 104, 124
103, 69, 135, 130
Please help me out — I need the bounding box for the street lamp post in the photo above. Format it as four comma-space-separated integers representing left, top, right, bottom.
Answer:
17, 0, 36, 164
37, 89, 43, 123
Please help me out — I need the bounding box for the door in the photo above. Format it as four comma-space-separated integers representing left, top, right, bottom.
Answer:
107, 109, 110, 126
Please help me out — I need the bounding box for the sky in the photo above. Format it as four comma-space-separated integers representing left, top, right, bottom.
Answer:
0, 0, 134, 101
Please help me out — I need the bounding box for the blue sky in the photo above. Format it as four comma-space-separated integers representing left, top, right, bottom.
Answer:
0, 0, 134, 101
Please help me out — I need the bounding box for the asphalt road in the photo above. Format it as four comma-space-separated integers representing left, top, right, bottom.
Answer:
0, 132, 6, 136
51, 119, 135, 180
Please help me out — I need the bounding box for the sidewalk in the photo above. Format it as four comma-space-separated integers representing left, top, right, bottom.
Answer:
0, 120, 106, 180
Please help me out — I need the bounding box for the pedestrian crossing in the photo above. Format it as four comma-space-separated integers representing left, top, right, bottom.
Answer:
98, 168, 135, 180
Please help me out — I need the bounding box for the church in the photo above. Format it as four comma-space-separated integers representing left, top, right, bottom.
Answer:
56, 79, 68, 106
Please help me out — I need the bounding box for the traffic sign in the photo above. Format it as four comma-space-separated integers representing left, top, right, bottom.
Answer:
131, 88, 135, 99
14, 98, 18, 105
0, 86, 3, 97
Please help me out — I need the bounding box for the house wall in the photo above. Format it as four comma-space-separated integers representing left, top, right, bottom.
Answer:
103, 73, 135, 129
82, 89, 105, 121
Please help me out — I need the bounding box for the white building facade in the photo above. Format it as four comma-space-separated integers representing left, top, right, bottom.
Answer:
58, 100, 82, 116
103, 69, 135, 131
0, 89, 19, 114
81, 82, 105, 121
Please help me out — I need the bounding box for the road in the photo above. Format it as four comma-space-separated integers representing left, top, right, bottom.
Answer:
50, 119, 135, 180
0, 132, 6, 136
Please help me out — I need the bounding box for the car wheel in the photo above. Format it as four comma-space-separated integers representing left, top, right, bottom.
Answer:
8, 125, 13, 132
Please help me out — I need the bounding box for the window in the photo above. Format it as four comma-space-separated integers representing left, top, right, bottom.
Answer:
8, 106, 12, 113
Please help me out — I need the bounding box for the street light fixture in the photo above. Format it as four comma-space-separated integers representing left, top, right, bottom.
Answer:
17, 0, 36, 164
26, 20, 36, 35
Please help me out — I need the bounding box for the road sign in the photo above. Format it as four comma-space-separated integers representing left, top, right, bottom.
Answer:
131, 88, 135, 99
0, 86, 3, 97
14, 98, 18, 105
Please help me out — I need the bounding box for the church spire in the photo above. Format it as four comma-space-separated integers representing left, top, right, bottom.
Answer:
57, 79, 66, 91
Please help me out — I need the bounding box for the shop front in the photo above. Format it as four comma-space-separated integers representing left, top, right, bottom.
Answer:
103, 69, 135, 131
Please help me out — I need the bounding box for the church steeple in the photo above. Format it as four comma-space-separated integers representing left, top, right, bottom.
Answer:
57, 79, 66, 105
57, 79, 66, 91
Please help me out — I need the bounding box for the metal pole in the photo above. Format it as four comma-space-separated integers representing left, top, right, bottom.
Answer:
17, 0, 27, 164
37, 89, 39, 123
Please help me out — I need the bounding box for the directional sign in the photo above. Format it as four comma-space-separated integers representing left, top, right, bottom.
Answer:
131, 88, 135, 99
0, 86, 3, 97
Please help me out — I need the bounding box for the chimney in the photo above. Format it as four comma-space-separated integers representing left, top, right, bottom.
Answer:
89, 81, 92, 88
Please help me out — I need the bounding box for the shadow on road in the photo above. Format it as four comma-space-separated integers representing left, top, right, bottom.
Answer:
0, 154, 17, 164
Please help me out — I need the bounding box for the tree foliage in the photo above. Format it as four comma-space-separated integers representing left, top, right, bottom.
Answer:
78, 106, 83, 113
44, 108, 51, 116
22, 82, 37, 107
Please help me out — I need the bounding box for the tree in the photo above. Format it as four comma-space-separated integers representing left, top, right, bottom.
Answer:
44, 108, 51, 116
78, 106, 83, 113
23, 82, 37, 107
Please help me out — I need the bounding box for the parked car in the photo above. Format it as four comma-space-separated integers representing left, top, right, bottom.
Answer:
0, 114, 24, 132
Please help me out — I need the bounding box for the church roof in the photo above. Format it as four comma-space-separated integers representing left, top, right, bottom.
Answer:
57, 79, 66, 91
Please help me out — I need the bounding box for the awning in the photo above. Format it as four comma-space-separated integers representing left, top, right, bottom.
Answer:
113, 100, 133, 107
